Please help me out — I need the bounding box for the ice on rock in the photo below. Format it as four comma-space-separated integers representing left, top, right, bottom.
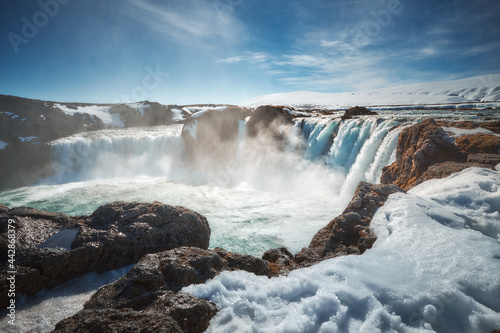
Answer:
184, 167, 500, 333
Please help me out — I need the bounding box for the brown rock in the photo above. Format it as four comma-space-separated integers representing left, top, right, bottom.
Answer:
455, 133, 500, 154
214, 247, 270, 277
480, 120, 500, 134
307, 182, 404, 258
416, 161, 495, 186
380, 119, 466, 189
467, 153, 500, 166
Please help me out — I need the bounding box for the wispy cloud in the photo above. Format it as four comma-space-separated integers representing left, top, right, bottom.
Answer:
120, 0, 245, 46
218, 52, 269, 64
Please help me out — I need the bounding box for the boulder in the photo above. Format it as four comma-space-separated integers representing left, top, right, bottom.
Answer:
58, 246, 273, 332
467, 153, 500, 166
341, 106, 377, 120
380, 119, 466, 189
455, 133, 500, 154
0, 202, 210, 309
214, 247, 270, 277
415, 161, 495, 186
52, 308, 184, 333
306, 182, 405, 258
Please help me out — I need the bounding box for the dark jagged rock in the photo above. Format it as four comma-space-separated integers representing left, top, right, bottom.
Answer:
158, 247, 227, 292
455, 133, 500, 154
415, 161, 495, 186
341, 106, 377, 120
0, 202, 210, 309
52, 308, 184, 333
380, 119, 467, 189
467, 153, 500, 166
214, 247, 270, 277
61, 247, 252, 332
306, 182, 405, 258
84, 246, 267, 311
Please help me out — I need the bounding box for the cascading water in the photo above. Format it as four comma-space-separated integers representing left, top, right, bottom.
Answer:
50, 125, 184, 182
0, 112, 434, 333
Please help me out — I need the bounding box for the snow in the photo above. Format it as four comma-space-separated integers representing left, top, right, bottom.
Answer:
184, 106, 228, 118
184, 167, 500, 333
19, 136, 38, 143
127, 102, 151, 117
171, 108, 185, 121
442, 126, 500, 137
0, 140, 8, 149
240, 74, 500, 109
54, 104, 124, 127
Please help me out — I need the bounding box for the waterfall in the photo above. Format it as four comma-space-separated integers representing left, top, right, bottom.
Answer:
50, 125, 184, 181
48, 116, 405, 190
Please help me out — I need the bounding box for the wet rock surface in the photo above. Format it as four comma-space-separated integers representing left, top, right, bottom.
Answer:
0, 202, 210, 309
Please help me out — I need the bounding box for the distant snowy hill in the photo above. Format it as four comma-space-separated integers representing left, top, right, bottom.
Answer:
240, 74, 500, 109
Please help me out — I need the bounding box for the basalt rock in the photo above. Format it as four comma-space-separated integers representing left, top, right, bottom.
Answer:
306, 182, 405, 259
341, 106, 377, 120
60, 246, 269, 332
0, 202, 210, 309
415, 161, 495, 186
52, 308, 184, 333
380, 119, 467, 190
467, 153, 500, 166
214, 247, 270, 277
455, 133, 500, 155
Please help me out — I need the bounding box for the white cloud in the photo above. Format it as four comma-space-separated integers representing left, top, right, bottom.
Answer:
217, 52, 269, 64
121, 0, 244, 46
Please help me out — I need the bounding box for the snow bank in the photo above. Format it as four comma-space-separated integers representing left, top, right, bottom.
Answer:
171, 108, 185, 121
240, 74, 500, 109
19, 136, 38, 143
184, 167, 500, 333
442, 126, 500, 137
54, 104, 124, 127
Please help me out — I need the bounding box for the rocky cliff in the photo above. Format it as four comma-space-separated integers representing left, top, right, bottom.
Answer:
380, 119, 500, 189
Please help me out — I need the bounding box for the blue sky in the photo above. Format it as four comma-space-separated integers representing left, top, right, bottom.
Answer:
1, 0, 499, 105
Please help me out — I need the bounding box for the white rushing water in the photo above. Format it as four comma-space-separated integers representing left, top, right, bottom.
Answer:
1, 110, 498, 332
